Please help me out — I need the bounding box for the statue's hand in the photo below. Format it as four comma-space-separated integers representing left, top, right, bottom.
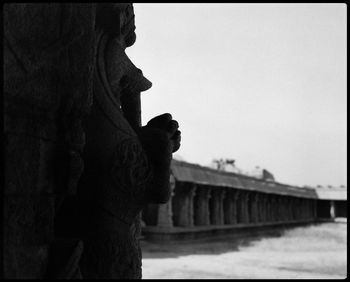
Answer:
138, 113, 181, 165
145, 113, 181, 153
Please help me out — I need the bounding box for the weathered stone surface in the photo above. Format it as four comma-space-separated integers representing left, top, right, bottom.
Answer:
3, 244, 49, 279
5, 134, 56, 195
209, 188, 225, 225
193, 186, 211, 226
223, 189, 238, 224
4, 195, 55, 246
4, 4, 95, 279
172, 183, 195, 227
5, 134, 40, 194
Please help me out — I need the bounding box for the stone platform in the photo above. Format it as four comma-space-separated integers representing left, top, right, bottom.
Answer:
142, 219, 316, 242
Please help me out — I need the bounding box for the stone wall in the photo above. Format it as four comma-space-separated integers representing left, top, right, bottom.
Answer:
4, 4, 96, 278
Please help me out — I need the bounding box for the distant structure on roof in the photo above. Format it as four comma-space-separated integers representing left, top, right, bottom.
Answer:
262, 169, 275, 181
212, 159, 275, 182
212, 158, 235, 171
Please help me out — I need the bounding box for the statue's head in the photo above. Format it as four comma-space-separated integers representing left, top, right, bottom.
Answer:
96, 3, 136, 47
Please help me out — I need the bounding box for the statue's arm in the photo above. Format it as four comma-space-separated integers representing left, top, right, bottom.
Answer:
137, 113, 181, 204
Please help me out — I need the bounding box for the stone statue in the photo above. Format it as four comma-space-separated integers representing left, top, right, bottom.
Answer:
55, 3, 181, 279
4, 3, 180, 279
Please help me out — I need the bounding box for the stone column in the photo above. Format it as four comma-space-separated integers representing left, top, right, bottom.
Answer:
273, 196, 278, 221
301, 199, 305, 219
286, 197, 291, 220
299, 199, 303, 220
289, 197, 294, 221
188, 185, 197, 227
249, 192, 259, 223
313, 200, 317, 219
279, 196, 285, 221
232, 190, 240, 224
281, 197, 287, 221
259, 194, 266, 222
292, 197, 297, 220
264, 195, 268, 222
156, 174, 176, 228
256, 193, 261, 222
256, 193, 263, 222
305, 199, 310, 219
236, 191, 243, 223
223, 189, 235, 224
172, 182, 196, 227
223, 189, 240, 224
265, 195, 271, 222
242, 191, 250, 223
277, 196, 283, 222
193, 186, 211, 226
330, 200, 335, 219
297, 198, 303, 220
268, 196, 274, 221
209, 188, 226, 225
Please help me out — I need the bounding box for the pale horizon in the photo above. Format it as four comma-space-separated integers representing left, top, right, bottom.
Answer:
127, 3, 347, 188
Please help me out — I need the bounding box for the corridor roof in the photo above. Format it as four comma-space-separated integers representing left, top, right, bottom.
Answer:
171, 160, 325, 199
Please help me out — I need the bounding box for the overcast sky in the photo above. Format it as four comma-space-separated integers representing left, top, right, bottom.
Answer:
127, 3, 347, 187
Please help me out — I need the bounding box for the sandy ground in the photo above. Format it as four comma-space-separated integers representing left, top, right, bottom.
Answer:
141, 221, 347, 279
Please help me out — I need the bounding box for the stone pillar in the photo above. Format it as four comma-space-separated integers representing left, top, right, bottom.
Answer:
270, 196, 276, 221
299, 199, 303, 220
277, 196, 283, 222
249, 192, 259, 223
285, 197, 290, 221
301, 199, 305, 219
223, 189, 236, 225
260, 194, 267, 222
313, 199, 317, 219
279, 197, 284, 221
274, 196, 278, 221
292, 197, 297, 220
297, 198, 303, 220
305, 199, 310, 219
288, 197, 294, 221
223, 189, 240, 224
330, 200, 335, 219
269, 196, 275, 221
236, 191, 243, 223
256, 193, 261, 222
237, 191, 249, 224
265, 195, 271, 222
193, 186, 211, 226
188, 185, 197, 227
156, 174, 176, 228
172, 182, 196, 227
287, 197, 291, 220
281, 197, 287, 221
255, 194, 261, 222
209, 188, 226, 225
232, 190, 240, 224
266, 196, 271, 222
